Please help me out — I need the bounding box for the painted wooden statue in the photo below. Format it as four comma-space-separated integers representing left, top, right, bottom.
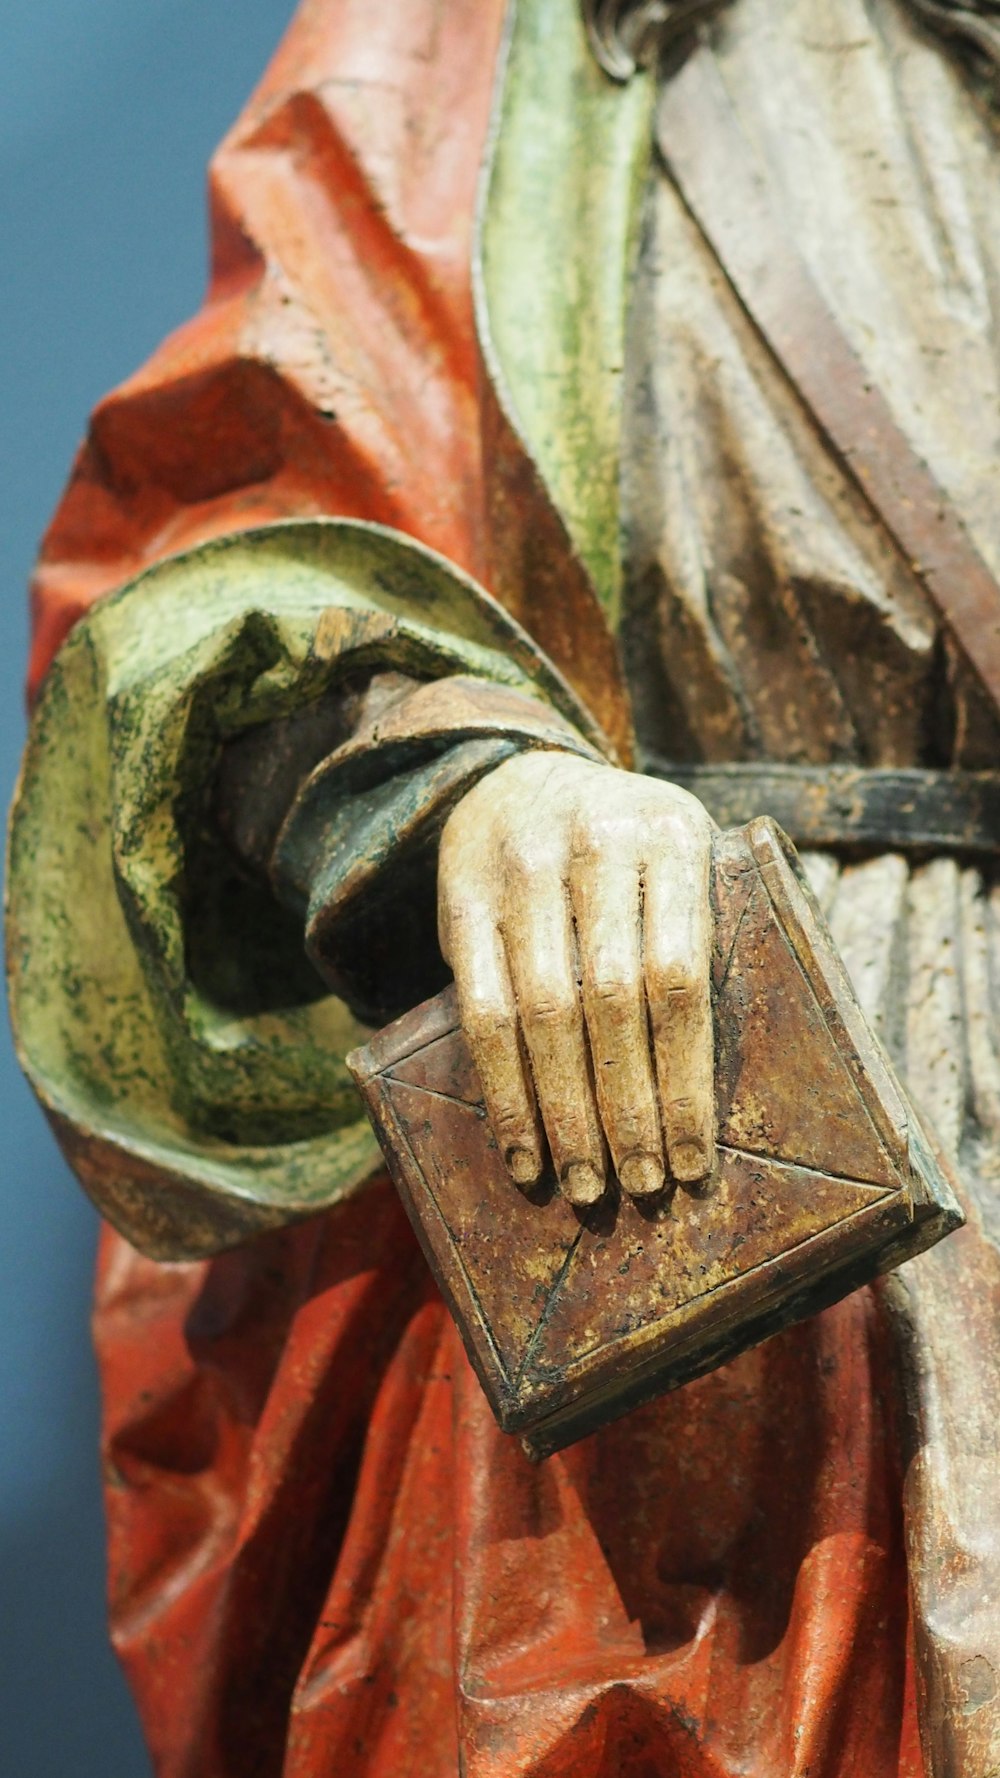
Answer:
9, 1, 1000, 1772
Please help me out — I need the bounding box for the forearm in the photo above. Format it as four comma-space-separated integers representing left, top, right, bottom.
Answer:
219, 672, 603, 1025
9, 519, 606, 1259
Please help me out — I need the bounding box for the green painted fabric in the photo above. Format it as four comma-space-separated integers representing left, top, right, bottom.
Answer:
7, 521, 597, 1257
10, 1, 653, 1259
480, 0, 653, 628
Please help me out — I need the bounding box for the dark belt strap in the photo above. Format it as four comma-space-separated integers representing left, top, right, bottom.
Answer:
655, 43, 1000, 720
644, 758, 1000, 857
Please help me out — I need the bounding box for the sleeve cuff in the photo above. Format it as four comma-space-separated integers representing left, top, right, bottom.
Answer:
268, 676, 604, 1024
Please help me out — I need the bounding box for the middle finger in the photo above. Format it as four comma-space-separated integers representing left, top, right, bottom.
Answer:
571, 848, 664, 1196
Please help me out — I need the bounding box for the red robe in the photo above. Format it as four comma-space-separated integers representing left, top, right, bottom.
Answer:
31, 2, 924, 1771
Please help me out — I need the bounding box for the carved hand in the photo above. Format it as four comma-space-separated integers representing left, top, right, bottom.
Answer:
438, 751, 715, 1205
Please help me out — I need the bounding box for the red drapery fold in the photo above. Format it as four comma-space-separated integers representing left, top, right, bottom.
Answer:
95, 1185, 923, 1778
30, 1, 923, 1769
29, 0, 505, 700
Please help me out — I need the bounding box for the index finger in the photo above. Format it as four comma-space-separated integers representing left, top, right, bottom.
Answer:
442, 893, 545, 1188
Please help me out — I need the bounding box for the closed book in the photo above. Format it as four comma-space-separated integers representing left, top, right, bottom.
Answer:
348, 818, 962, 1460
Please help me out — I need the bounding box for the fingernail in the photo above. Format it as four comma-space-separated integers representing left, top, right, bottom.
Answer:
671, 1139, 710, 1182
562, 1161, 605, 1205
507, 1146, 541, 1186
620, 1153, 665, 1197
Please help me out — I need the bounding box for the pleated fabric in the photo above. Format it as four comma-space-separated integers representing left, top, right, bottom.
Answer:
32, 0, 1000, 1770
94, 1176, 922, 1778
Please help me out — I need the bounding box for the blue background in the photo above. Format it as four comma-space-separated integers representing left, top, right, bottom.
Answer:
2, 5, 294, 1769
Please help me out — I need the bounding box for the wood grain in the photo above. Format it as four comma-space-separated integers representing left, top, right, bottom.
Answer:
349, 818, 963, 1459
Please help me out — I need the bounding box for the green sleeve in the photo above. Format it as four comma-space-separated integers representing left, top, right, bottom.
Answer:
7, 519, 607, 1259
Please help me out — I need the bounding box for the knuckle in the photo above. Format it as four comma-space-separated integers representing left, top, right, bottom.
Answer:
649, 958, 698, 1004
491, 1102, 530, 1139
462, 994, 514, 1047
585, 966, 633, 1006
502, 848, 540, 892
540, 1099, 588, 1148
571, 809, 636, 861
523, 985, 578, 1031
500, 835, 563, 892
665, 1095, 697, 1122
645, 813, 713, 870
650, 781, 714, 830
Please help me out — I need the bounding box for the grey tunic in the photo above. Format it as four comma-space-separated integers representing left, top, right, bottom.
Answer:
623, 0, 1000, 1766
